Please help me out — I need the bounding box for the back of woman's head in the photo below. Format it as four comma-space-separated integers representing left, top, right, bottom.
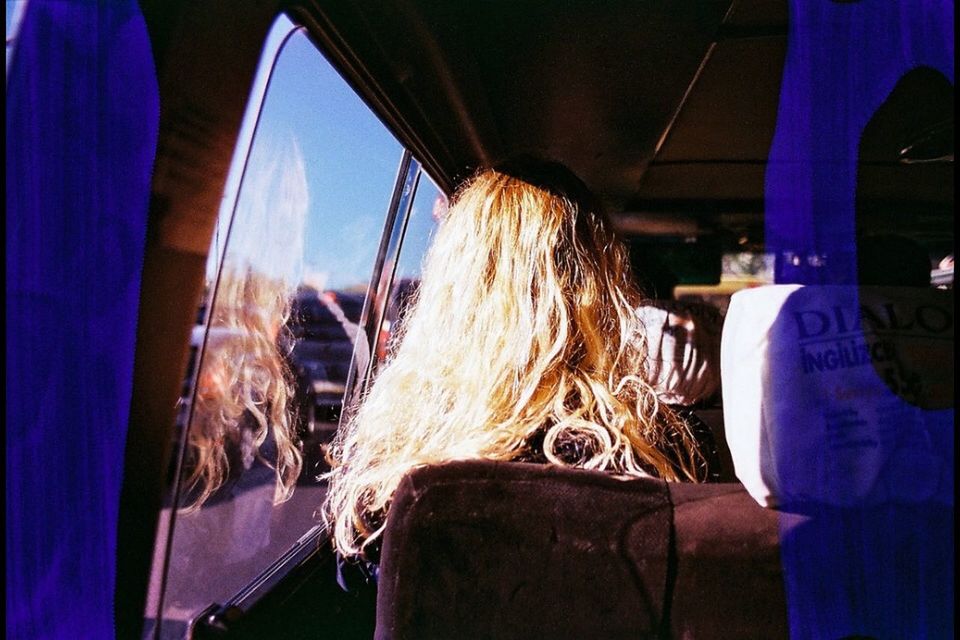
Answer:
324, 160, 702, 558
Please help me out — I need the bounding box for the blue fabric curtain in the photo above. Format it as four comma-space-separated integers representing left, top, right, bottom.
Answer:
766, 0, 954, 285
5, 2, 158, 638
765, 1, 954, 637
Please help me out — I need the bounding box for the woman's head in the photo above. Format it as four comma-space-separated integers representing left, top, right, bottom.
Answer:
324, 161, 702, 557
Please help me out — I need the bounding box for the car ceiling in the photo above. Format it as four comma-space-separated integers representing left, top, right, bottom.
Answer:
294, 0, 951, 252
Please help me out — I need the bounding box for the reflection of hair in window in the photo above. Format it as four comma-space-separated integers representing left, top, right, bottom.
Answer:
857, 233, 931, 287
324, 159, 705, 559
181, 267, 303, 512
181, 138, 308, 512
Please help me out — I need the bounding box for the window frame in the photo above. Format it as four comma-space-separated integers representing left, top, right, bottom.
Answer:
189, 153, 435, 638
143, 13, 450, 636
143, 14, 302, 638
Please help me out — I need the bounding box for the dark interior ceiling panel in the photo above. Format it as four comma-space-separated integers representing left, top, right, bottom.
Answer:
627, 35, 787, 231
857, 66, 954, 164
300, 0, 734, 205
855, 66, 955, 248
720, 0, 788, 32
630, 164, 769, 203
298, 0, 949, 248
451, 0, 732, 204
649, 37, 787, 164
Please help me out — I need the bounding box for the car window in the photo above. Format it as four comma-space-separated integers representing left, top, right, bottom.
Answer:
374, 174, 447, 365
5, 0, 28, 75
674, 251, 775, 315
144, 16, 406, 638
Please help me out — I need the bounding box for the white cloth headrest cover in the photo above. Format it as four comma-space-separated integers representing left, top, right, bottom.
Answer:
721, 285, 953, 509
638, 299, 723, 406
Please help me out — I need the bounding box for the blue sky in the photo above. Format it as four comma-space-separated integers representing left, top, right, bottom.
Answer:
8, 8, 441, 292
5, 1, 22, 35
6, 0, 28, 68
236, 29, 441, 291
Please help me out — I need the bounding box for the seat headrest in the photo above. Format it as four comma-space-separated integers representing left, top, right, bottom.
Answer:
721, 285, 953, 509
638, 299, 723, 407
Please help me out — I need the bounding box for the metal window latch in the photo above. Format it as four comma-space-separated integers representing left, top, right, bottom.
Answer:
189, 602, 244, 638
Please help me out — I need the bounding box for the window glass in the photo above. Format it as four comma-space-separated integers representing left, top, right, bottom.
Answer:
148, 20, 405, 638
674, 251, 775, 316
376, 174, 447, 363
5, 0, 28, 73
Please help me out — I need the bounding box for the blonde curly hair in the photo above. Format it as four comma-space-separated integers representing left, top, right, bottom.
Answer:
181, 267, 303, 512
324, 160, 704, 558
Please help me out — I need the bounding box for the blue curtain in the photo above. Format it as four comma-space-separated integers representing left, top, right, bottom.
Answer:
765, 1, 954, 637
766, 0, 954, 285
5, 2, 158, 638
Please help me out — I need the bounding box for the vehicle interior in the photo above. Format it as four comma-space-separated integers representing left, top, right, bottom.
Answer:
6, 1, 953, 639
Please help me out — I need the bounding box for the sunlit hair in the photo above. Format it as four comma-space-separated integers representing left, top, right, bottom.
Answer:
181, 268, 303, 511
324, 160, 704, 558
180, 138, 308, 512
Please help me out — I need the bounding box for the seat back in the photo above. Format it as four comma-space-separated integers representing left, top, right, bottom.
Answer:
721, 285, 954, 508
375, 461, 787, 639
719, 285, 955, 637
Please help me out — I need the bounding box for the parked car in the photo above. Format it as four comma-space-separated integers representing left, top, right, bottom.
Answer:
288, 287, 366, 433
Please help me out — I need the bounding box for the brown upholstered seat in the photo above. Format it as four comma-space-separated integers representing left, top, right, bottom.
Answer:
375, 460, 787, 639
